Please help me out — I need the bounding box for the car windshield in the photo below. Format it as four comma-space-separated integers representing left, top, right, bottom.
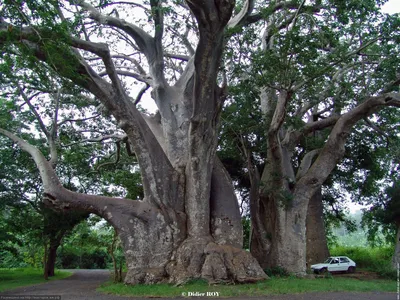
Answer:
324, 258, 332, 263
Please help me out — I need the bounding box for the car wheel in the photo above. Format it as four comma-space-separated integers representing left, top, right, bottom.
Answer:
347, 266, 356, 273
320, 267, 328, 275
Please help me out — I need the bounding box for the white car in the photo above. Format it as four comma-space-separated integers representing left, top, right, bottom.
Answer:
311, 256, 356, 274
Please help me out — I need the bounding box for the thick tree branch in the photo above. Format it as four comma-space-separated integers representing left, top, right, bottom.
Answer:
268, 90, 290, 136
165, 53, 190, 62
0, 21, 114, 103
17, 86, 59, 168
227, 0, 255, 28
241, 1, 320, 28
0, 128, 61, 192
1, 19, 179, 212
134, 84, 150, 105
69, 37, 126, 96
296, 149, 320, 180
297, 92, 400, 190
282, 114, 340, 151
0, 127, 154, 223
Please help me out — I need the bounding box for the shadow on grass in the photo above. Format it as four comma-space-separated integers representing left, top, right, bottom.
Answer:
0, 268, 72, 292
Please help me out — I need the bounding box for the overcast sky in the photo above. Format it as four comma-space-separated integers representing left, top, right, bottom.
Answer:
382, 0, 400, 13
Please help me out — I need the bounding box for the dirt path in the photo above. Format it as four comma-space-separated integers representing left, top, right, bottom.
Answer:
0, 269, 396, 300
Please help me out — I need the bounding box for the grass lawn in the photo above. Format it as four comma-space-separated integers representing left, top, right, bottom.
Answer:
0, 268, 72, 292
98, 276, 396, 298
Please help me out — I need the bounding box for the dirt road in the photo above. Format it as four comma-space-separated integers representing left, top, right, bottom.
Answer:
0, 269, 396, 300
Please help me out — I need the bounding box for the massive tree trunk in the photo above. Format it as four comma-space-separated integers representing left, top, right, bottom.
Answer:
306, 188, 330, 268
0, 0, 266, 285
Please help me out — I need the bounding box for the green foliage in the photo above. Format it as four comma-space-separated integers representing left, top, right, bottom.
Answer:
57, 249, 108, 269
58, 217, 125, 270
242, 217, 251, 250
263, 266, 290, 278
330, 245, 396, 279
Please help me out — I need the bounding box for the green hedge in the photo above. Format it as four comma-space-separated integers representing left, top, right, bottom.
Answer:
330, 245, 396, 279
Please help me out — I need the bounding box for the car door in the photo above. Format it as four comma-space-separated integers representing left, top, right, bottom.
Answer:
328, 258, 340, 272
338, 257, 350, 271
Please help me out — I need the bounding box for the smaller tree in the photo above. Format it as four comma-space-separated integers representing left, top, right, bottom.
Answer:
363, 181, 400, 269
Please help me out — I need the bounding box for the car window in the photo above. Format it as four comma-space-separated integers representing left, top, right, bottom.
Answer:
324, 258, 332, 263
331, 259, 339, 264
340, 258, 349, 263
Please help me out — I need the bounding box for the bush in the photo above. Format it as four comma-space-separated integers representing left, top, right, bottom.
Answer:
330, 245, 396, 279
57, 248, 109, 269
264, 266, 290, 277
0, 250, 28, 269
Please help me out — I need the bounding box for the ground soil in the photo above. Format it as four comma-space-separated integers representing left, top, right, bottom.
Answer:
335, 270, 382, 280
0, 269, 396, 300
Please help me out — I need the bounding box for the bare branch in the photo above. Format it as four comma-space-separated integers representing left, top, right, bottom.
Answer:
48, 89, 61, 168
134, 83, 150, 105
97, 1, 149, 11
167, 25, 195, 56
98, 70, 153, 85
242, 1, 321, 28
63, 133, 126, 147
18, 86, 50, 138
74, 0, 166, 85
293, 38, 380, 91
95, 141, 121, 171
363, 117, 389, 142
58, 113, 101, 127
0, 127, 154, 222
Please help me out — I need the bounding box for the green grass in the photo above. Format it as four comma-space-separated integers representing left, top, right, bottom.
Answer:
98, 276, 396, 298
0, 268, 73, 292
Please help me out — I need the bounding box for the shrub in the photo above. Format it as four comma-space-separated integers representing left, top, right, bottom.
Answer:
330, 245, 396, 279
264, 266, 290, 277
57, 248, 109, 269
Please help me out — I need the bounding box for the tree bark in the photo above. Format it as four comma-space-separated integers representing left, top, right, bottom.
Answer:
392, 221, 400, 270
251, 193, 309, 274
46, 243, 59, 277
306, 188, 330, 268
43, 241, 49, 280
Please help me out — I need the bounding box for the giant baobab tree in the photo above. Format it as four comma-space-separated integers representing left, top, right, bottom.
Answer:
0, 0, 270, 284
1, 0, 399, 282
